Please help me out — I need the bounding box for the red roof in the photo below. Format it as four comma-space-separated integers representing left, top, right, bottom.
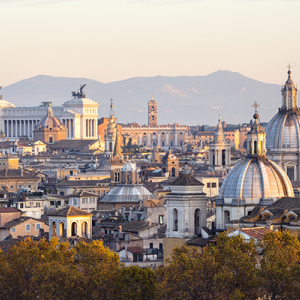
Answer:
127, 246, 145, 253
239, 228, 271, 240
0, 207, 21, 213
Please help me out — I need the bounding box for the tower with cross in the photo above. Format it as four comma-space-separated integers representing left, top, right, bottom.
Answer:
280, 64, 298, 111
148, 95, 157, 127
208, 115, 231, 171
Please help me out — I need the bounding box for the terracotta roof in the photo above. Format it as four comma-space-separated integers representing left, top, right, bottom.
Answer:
239, 227, 271, 240
69, 190, 99, 198
127, 246, 145, 253
56, 179, 110, 187
121, 221, 158, 234
46, 206, 93, 217
186, 237, 213, 247
170, 174, 204, 186
0, 207, 21, 213
0, 217, 45, 229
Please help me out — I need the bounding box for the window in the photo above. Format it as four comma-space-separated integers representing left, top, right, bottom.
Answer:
287, 167, 295, 181
159, 243, 163, 250
149, 243, 153, 249
207, 183, 211, 188
159, 215, 164, 225
173, 209, 178, 231
60, 191, 64, 196
82, 198, 87, 204
20, 203, 23, 209
12, 227, 15, 232
170, 142, 173, 146
57, 201, 61, 206
180, 141, 183, 146
162, 141, 165, 146
109, 142, 112, 152
212, 183, 217, 188
49, 137, 53, 144
25, 224, 31, 231
36, 202, 40, 207
36, 223, 41, 231
162, 132, 165, 135
152, 116, 154, 120
73, 199, 77, 206
90, 198, 95, 204
50, 201, 55, 206
180, 132, 183, 135
10, 186, 13, 189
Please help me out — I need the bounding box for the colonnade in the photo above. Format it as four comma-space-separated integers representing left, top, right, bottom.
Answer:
61, 119, 74, 139
4, 119, 40, 138
85, 119, 96, 138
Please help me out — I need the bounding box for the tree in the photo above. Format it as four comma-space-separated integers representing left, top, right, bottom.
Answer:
74, 240, 121, 300
259, 230, 300, 300
119, 266, 157, 300
156, 233, 260, 300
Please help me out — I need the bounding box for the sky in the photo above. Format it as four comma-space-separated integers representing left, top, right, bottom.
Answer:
1, 0, 300, 87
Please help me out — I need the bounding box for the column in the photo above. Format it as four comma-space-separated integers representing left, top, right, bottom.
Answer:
139, 134, 142, 146
175, 132, 178, 146
158, 133, 161, 146
166, 133, 169, 146
86, 119, 88, 137
147, 134, 150, 146
89, 120, 92, 137
68, 120, 71, 139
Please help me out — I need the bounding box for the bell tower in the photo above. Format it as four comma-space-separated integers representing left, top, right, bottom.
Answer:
148, 96, 157, 127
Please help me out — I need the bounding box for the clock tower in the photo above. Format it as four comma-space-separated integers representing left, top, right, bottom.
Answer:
148, 96, 157, 127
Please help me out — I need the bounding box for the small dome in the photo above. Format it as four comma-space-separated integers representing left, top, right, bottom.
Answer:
38, 107, 63, 128
122, 160, 137, 172
101, 184, 154, 202
220, 157, 294, 199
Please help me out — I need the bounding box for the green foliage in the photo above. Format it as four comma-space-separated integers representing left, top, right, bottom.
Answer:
0, 231, 300, 299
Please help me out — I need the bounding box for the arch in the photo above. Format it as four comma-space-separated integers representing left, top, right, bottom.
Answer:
115, 170, 120, 182
222, 149, 226, 166
254, 141, 257, 154
194, 208, 201, 236
172, 167, 176, 177
82, 221, 88, 235
71, 222, 77, 236
173, 208, 178, 231
224, 210, 230, 223
52, 221, 56, 236
59, 222, 65, 237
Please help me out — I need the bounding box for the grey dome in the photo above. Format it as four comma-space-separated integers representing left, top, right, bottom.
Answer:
220, 157, 294, 199
38, 107, 63, 128
101, 184, 154, 203
265, 110, 300, 150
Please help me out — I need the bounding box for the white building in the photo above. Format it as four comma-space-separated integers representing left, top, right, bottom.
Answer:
0, 88, 99, 140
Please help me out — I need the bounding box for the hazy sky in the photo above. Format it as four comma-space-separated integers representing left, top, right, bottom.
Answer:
1, 0, 300, 87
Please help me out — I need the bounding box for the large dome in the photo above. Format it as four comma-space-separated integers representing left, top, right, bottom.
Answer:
266, 110, 300, 149
220, 157, 294, 199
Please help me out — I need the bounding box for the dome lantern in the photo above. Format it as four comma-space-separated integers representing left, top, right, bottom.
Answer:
281, 64, 298, 111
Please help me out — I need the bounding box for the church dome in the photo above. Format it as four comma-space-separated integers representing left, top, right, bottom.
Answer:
122, 160, 137, 172
38, 107, 63, 128
220, 109, 294, 200
101, 184, 154, 203
266, 69, 300, 150
219, 157, 294, 199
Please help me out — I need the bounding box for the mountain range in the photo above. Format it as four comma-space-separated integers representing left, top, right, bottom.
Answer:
1, 71, 283, 126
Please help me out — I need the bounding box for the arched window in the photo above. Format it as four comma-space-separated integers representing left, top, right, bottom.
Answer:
194, 209, 201, 236
59, 222, 64, 237
82, 222, 88, 235
71, 222, 77, 236
152, 106, 154, 111
172, 167, 176, 177
254, 141, 257, 154
173, 209, 178, 231
115, 170, 120, 182
222, 149, 226, 166
224, 210, 230, 223
152, 116, 154, 120
52, 221, 56, 236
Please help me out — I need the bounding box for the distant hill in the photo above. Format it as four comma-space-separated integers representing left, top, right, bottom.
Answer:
1, 71, 282, 126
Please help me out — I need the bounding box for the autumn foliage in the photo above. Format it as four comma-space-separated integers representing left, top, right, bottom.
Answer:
0, 231, 300, 299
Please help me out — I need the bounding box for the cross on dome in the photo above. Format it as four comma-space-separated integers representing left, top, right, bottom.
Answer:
252, 101, 260, 115
109, 98, 115, 116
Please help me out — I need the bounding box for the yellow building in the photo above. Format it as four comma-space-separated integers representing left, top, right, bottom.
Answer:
197, 177, 219, 198
0, 156, 19, 170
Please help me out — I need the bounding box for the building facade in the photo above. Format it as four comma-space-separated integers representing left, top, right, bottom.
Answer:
0, 88, 99, 140
121, 97, 190, 149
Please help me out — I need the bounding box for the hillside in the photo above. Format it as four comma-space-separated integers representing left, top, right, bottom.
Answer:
1, 71, 282, 125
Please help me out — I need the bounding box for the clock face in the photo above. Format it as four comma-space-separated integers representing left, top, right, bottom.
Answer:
150, 111, 155, 116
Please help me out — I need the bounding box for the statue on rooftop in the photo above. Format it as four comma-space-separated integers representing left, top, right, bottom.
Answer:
71, 84, 86, 99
